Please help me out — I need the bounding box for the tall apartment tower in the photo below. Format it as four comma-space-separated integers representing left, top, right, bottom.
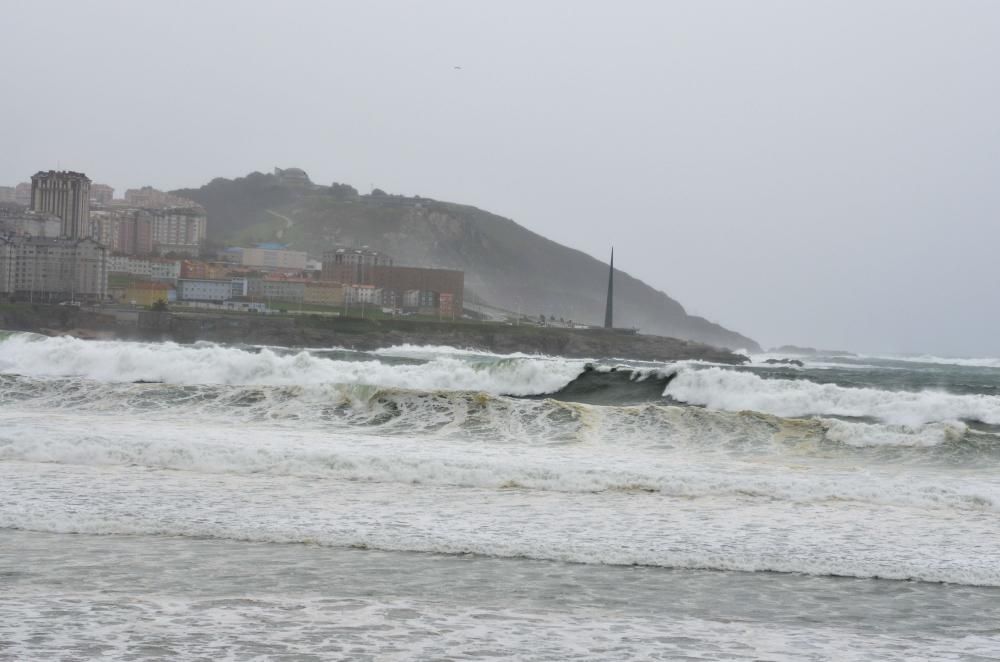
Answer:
30, 170, 91, 239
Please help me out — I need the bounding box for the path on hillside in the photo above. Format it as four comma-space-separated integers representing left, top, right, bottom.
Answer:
266, 210, 295, 240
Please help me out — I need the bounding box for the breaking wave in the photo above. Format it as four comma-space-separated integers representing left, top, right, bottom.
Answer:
0, 333, 583, 396
869, 354, 1000, 369
2, 415, 997, 513
665, 366, 1000, 426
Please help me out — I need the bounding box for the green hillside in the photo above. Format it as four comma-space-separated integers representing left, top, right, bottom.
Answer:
174, 171, 759, 351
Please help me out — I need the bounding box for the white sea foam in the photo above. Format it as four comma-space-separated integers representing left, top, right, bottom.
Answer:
0, 333, 584, 395
4, 461, 1000, 586
1, 419, 996, 512
372, 343, 560, 361
870, 354, 1000, 369
666, 366, 1000, 425
822, 419, 968, 448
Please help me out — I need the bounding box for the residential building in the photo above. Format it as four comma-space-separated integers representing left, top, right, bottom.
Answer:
247, 277, 306, 303
176, 278, 247, 303
90, 207, 154, 255
402, 289, 421, 309
368, 265, 464, 312
0, 238, 13, 294
123, 186, 194, 209
345, 284, 382, 306
180, 260, 233, 280
107, 256, 181, 283
151, 207, 207, 256
0, 211, 62, 238
321, 247, 393, 283
241, 246, 308, 271
0, 236, 107, 301
90, 184, 115, 205
30, 170, 91, 239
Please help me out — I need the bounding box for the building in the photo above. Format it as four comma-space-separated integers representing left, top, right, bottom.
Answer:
0, 187, 15, 203
321, 247, 393, 283
151, 207, 207, 256
247, 277, 306, 303
176, 278, 247, 303
123, 186, 194, 209
107, 256, 181, 283
304, 281, 344, 306
273, 167, 311, 187
344, 284, 382, 306
367, 265, 464, 312
123, 281, 173, 307
241, 246, 308, 271
0, 211, 62, 238
90, 207, 154, 255
0, 238, 13, 294
30, 170, 91, 239
180, 259, 233, 280
90, 184, 115, 205
0, 236, 107, 302
14, 183, 32, 206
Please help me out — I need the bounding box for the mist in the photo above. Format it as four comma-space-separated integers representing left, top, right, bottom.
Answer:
2, 0, 998, 355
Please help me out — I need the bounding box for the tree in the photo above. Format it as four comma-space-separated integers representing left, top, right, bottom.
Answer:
151, 299, 168, 312
329, 182, 358, 199
370, 188, 387, 197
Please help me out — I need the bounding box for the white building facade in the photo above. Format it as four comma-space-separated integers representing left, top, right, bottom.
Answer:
176, 278, 248, 302
0, 236, 107, 302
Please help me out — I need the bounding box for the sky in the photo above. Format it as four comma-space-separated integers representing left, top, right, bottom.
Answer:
2, 0, 999, 355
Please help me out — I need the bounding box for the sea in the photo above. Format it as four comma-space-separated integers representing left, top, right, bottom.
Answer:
1, 331, 999, 661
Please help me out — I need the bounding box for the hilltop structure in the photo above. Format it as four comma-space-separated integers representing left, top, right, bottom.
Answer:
274, 167, 311, 187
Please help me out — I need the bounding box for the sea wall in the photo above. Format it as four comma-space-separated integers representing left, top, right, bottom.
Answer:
0, 304, 748, 364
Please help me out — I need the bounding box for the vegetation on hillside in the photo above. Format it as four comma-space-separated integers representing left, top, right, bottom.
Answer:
173, 172, 760, 350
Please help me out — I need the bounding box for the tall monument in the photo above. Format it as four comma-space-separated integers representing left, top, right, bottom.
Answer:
604, 247, 614, 329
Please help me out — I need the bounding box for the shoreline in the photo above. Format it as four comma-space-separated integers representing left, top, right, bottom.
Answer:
0, 303, 749, 364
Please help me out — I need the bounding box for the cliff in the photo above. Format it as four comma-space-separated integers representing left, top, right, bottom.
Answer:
173, 171, 760, 351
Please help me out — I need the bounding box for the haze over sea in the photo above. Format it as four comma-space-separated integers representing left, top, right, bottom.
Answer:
2, 331, 1000, 660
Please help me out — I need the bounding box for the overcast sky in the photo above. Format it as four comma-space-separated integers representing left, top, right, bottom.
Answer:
2, 1, 998, 355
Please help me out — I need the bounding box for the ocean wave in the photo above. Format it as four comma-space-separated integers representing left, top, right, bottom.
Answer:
0, 333, 584, 396
4, 372, 997, 461
2, 424, 997, 513
666, 366, 1000, 426
4, 472, 998, 587
869, 354, 1000, 369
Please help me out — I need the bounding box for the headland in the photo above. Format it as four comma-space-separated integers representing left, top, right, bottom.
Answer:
0, 303, 749, 364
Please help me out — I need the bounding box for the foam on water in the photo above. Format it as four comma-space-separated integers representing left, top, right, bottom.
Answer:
0, 333, 584, 395
2, 412, 997, 512
666, 365, 1000, 425
871, 353, 1000, 369
4, 461, 1000, 586
8, 529, 998, 662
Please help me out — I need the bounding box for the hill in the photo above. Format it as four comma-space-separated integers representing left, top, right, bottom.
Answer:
173, 171, 760, 351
